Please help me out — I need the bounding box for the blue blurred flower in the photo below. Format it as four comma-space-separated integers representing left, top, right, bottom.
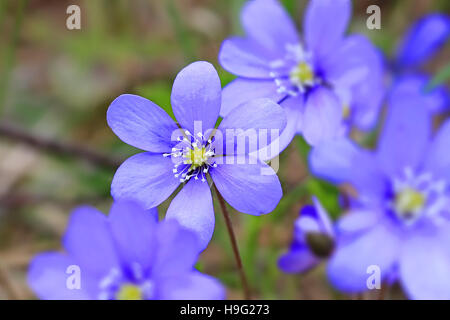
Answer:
219, 0, 385, 148
396, 14, 449, 69
107, 61, 286, 249
310, 93, 450, 299
391, 14, 450, 113
278, 197, 334, 273
28, 201, 225, 300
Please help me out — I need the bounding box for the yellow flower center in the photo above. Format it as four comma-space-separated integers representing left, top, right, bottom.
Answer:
290, 62, 314, 85
395, 188, 425, 216
342, 103, 351, 119
184, 146, 208, 169
116, 284, 143, 300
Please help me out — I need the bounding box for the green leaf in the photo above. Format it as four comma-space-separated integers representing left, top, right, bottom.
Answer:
426, 63, 450, 92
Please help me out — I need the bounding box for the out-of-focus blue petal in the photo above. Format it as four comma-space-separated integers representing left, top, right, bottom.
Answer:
218, 98, 287, 157
304, 0, 351, 60
220, 78, 285, 117
158, 271, 225, 300
328, 219, 400, 293
376, 96, 431, 177
152, 220, 200, 277
63, 206, 119, 277
311, 197, 334, 235
219, 37, 275, 79
210, 155, 282, 215
171, 62, 221, 135
254, 96, 303, 161
336, 209, 379, 235
111, 153, 180, 209
390, 75, 449, 114
424, 119, 450, 182
295, 198, 334, 237
107, 94, 179, 153
109, 201, 158, 271
241, 0, 299, 55
165, 180, 215, 251
344, 37, 385, 131
278, 247, 319, 273
310, 138, 386, 198
28, 253, 97, 300
302, 87, 342, 146
399, 228, 450, 299
396, 14, 450, 68
322, 35, 374, 89
279, 198, 333, 274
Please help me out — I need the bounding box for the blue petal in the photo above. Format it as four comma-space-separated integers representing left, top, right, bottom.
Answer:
336, 209, 380, 234
278, 247, 319, 273
220, 78, 285, 117
328, 218, 400, 293
310, 138, 386, 198
424, 119, 450, 182
28, 252, 98, 300
322, 35, 385, 131
322, 35, 374, 88
399, 229, 450, 299
241, 0, 299, 55
304, 0, 351, 59
219, 37, 275, 79
165, 180, 215, 251
390, 74, 449, 114
376, 95, 431, 177
151, 220, 200, 277
396, 14, 450, 68
63, 206, 119, 277
111, 152, 180, 209
109, 201, 158, 271
210, 155, 282, 215
157, 271, 225, 300
302, 87, 342, 146
218, 98, 287, 157
171, 61, 221, 135
254, 96, 303, 161
107, 94, 179, 153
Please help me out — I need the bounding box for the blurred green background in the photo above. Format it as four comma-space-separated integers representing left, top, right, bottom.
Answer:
0, 0, 448, 299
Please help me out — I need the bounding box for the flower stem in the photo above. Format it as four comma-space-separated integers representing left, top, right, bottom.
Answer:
214, 186, 251, 300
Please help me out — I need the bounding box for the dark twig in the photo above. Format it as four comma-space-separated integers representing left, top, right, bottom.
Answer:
0, 121, 123, 169
214, 185, 251, 300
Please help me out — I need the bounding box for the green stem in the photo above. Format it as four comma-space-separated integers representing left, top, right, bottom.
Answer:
214, 185, 251, 300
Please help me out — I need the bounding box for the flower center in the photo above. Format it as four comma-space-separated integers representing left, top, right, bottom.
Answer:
164, 130, 216, 183
269, 43, 320, 96
185, 146, 208, 169
116, 284, 143, 300
394, 188, 426, 220
389, 168, 450, 225
289, 62, 315, 87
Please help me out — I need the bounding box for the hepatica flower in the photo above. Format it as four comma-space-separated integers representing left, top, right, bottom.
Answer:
278, 197, 334, 273
28, 201, 225, 300
310, 92, 450, 299
391, 14, 449, 113
219, 0, 384, 149
108, 61, 286, 249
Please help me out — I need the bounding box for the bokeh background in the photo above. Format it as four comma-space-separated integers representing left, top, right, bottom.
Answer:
0, 0, 448, 299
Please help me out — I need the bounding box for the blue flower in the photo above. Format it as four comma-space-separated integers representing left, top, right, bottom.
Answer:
310, 92, 450, 299
28, 201, 225, 300
396, 14, 449, 69
278, 197, 334, 273
107, 61, 286, 249
391, 14, 449, 114
219, 0, 385, 148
